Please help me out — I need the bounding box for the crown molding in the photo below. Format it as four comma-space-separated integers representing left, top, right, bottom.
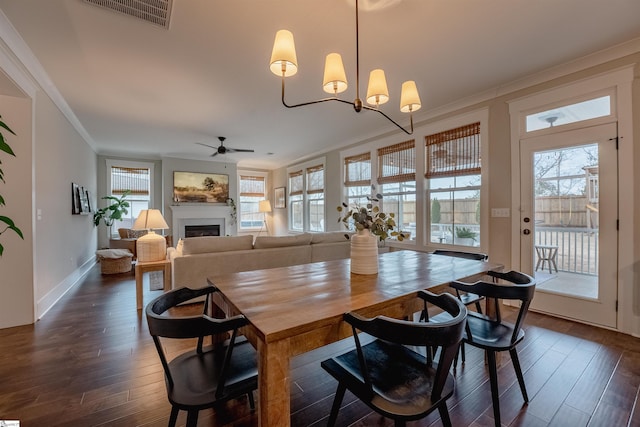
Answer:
0, 9, 96, 150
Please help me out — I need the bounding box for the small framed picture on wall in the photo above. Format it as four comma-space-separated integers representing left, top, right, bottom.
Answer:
274, 187, 286, 209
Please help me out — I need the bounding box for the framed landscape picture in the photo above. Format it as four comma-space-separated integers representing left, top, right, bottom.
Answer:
274, 187, 286, 208
173, 171, 229, 203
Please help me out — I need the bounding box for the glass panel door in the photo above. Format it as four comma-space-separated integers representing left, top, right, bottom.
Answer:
519, 123, 617, 328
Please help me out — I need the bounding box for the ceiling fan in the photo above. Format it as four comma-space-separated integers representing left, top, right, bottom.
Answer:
196, 136, 255, 157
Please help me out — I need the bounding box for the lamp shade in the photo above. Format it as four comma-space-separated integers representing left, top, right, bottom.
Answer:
270, 30, 298, 77
259, 200, 272, 213
132, 209, 168, 231
322, 53, 348, 94
400, 80, 421, 113
366, 69, 389, 106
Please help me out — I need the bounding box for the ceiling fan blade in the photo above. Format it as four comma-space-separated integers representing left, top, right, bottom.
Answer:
210, 152, 218, 157
227, 148, 255, 153
196, 142, 217, 150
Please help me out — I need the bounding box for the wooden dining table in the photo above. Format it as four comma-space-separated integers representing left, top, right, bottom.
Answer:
207, 250, 501, 427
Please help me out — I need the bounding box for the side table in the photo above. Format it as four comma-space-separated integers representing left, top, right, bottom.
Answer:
135, 259, 171, 310
535, 244, 559, 274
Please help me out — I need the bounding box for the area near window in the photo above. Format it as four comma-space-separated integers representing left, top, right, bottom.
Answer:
425, 122, 481, 247
106, 160, 154, 238
378, 140, 416, 240
287, 159, 326, 232
238, 173, 267, 230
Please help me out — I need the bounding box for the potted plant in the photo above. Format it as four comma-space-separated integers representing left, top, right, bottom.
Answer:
0, 115, 24, 256
455, 226, 477, 245
337, 188, 408, 275
337, 191, 407, 242
93, 190, 131, 235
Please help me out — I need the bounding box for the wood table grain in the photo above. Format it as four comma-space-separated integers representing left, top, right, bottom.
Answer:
207, 250, 501, 427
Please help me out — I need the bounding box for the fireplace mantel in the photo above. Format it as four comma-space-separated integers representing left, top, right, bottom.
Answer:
169, 205, 234, 240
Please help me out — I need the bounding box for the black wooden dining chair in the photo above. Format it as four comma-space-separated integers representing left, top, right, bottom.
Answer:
146, 285, 258, 427
321, 291, 467, 427
449, 270, 536, 427
432, 249, 489, 313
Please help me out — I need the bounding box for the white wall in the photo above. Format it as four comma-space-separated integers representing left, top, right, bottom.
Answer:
32, 93, 97, 319
1, 33, 98, 327
0, 93, 34, 328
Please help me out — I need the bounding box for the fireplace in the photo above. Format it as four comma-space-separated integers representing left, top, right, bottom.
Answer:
169, 205, 233, 240
185, 224, 220, 238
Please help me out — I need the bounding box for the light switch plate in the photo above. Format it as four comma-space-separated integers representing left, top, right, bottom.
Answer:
491, 208, 510, 218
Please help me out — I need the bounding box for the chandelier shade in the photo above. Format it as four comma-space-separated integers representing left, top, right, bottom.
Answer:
322, 53, 348, 94
269, 30, 298, 77
366, 69, 389, 106
268, 0, 420, 135
400, 80, 422, 113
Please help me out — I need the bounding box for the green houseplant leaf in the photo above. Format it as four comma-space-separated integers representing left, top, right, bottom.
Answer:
0, 115, 23, 256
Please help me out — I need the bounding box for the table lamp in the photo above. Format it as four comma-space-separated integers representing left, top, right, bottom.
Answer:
133, 209, 169, 262
259, 200, 272, 235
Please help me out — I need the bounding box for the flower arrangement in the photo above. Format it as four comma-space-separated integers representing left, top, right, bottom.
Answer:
337, 190, 408, 242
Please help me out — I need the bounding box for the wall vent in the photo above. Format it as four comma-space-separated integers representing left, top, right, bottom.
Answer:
83, 0, 173, 29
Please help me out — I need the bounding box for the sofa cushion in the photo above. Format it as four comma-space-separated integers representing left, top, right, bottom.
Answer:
310, 231, 351, 244
182, 235, 254, 255
253, 233, 312, 249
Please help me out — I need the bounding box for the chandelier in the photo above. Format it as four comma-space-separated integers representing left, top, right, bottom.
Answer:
269, 0, 421, 135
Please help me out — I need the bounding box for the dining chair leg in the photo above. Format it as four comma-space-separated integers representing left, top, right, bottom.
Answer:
486, 350, 501, 427
510, 348, 529, 402
474, 300, 483, 313
168, 406, 179, 427
247, 391, 256, 410
186, 410, 199, 427
327, 383, 346, 427
438, 402, 453, 427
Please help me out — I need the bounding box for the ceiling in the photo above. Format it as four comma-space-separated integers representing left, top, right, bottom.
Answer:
1, 0, 640, 170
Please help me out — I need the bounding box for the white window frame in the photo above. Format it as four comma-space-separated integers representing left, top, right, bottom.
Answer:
286, 157, 326, 233
105, 159, 155, 238
237, 170, 268, 232
416, 109, 488, 249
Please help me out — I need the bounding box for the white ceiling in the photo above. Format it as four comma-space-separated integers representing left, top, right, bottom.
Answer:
1, 0, 640, 169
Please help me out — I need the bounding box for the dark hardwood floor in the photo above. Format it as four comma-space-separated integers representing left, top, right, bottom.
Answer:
1, 265, 639, 427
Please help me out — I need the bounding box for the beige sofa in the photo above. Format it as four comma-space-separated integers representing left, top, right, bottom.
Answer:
168, 231, 351, 289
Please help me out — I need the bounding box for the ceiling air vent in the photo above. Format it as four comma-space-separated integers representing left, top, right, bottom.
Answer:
83, 0, 173, 29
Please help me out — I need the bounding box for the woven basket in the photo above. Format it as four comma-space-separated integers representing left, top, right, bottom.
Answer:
100, 255, 132, 274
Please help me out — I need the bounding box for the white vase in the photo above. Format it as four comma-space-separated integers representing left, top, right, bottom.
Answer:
350, 229, 379, 275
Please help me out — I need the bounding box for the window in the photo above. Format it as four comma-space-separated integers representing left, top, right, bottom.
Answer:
238, 173, 267, 230
425, 123, 481, 247
306, 165, 325, 232
344, 152, 372, 208
106, 160, 153, 237
289, 170, 304, 232
288, 159, 325, 232
377, 140, 416, 240
525, 95, 611, 132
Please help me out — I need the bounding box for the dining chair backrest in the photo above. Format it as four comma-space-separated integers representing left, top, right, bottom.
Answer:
344, 291, 467, 399
450, 270, 536, 343
433, 249, 489, 261
146, 285, 258, 427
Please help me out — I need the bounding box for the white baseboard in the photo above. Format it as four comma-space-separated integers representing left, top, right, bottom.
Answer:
36, 257, 97, 320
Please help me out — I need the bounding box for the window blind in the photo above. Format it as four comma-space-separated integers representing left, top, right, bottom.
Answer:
239, 175, 265, 197
425, 122, 481, 178
289, 170, 303, 196
377, 140, 416, 184
306, 164, 324, 194
111, 166, 149, 195
344, 152, 371, 187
